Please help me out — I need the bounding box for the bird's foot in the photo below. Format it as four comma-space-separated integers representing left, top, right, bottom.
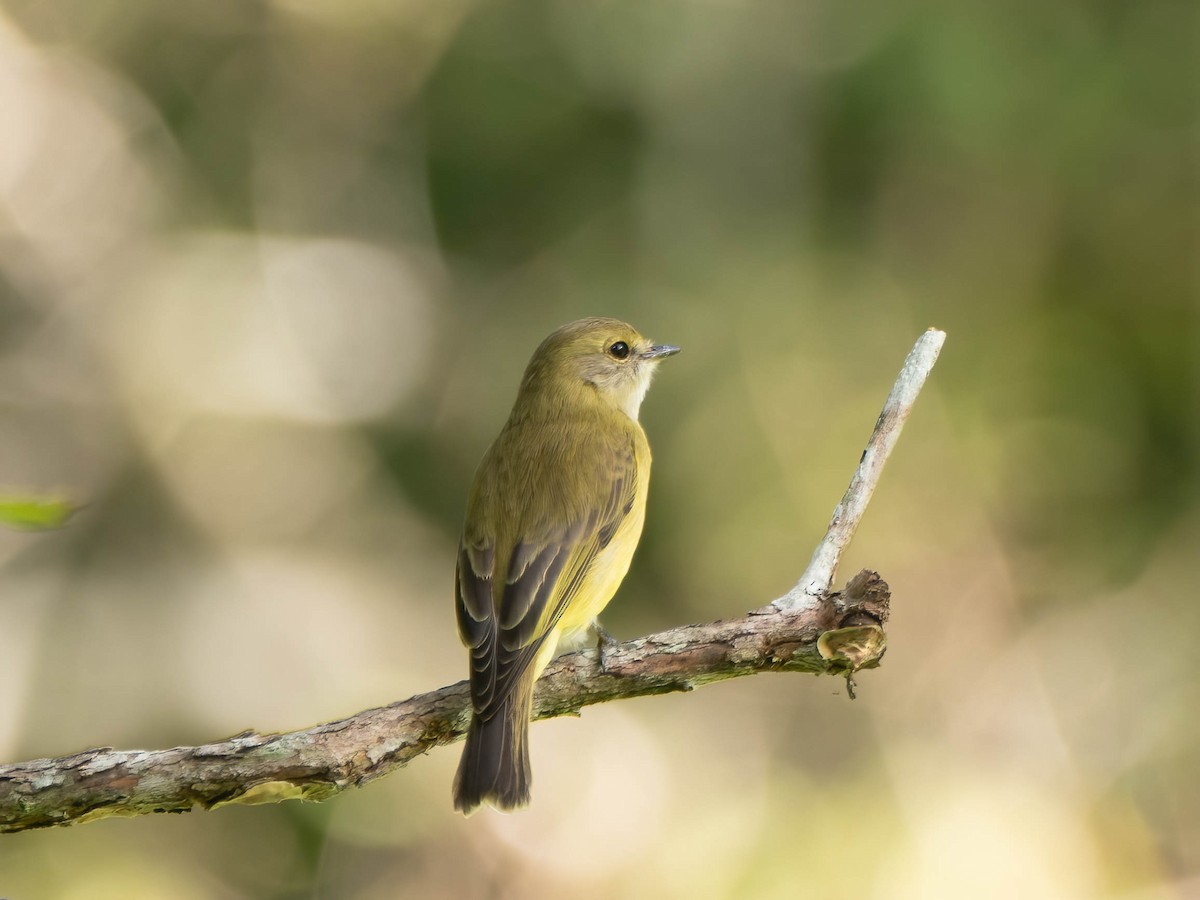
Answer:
592, 622, 619, 675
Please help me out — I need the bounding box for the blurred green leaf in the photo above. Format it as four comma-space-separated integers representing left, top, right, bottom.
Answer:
0, 492, 78, 531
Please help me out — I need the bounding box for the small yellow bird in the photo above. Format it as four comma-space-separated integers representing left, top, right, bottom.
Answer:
453, 317, 679, 814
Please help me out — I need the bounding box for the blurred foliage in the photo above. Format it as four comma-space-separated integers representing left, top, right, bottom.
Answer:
0, 0, 1195, 897
0, 491, 77, 530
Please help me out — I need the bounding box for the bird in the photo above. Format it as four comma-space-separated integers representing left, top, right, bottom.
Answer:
452, 317, 679, 814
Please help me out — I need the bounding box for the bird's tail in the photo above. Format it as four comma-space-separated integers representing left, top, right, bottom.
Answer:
452, 691, 532, 815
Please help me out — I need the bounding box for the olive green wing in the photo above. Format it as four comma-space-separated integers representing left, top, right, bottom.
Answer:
455, 437, 639, 722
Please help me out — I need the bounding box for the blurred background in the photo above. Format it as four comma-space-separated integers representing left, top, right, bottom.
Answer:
0, 0, 1194, 896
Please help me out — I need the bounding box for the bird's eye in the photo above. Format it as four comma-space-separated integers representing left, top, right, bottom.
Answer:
608, 341, 630, 360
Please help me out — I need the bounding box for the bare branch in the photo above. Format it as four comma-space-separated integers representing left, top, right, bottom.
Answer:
0, 573, 890, 833
776, 328, 946, 611
0, 329, 944, 833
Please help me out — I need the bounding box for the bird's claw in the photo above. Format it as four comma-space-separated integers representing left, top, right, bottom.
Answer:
592, 622, 618, 675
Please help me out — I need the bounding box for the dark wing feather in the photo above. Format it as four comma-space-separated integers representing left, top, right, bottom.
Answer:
456, 541, 499, 711
455, 434, 639, 723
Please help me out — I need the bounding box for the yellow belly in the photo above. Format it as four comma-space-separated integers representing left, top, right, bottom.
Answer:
530, 493, 647, 677
557, 501, 646, 640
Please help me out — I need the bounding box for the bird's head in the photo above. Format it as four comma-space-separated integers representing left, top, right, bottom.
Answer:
521, 317, 679, 420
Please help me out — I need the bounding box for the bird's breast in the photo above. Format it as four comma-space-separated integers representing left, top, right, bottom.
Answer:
554, 474, 649, 644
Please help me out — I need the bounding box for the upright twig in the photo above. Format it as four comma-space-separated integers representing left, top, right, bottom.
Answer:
775, 328, 946, 611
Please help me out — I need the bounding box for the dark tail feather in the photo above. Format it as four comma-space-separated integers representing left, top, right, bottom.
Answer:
453, 692, 532, 815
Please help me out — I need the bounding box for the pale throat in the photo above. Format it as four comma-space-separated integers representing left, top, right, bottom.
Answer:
617, 370, 655, 421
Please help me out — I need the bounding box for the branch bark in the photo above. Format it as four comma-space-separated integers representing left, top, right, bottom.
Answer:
0, 329, 944, 833
0, 572, 889, 832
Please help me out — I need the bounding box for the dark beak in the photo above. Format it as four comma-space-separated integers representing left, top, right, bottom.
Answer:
641, 344, 681, 360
